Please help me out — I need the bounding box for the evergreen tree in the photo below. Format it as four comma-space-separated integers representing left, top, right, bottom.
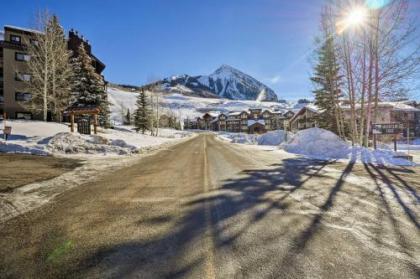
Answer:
311, 34, 344, 137
134, 89, 152, 134
124, 108, 131, 125
71, 44, 110, 127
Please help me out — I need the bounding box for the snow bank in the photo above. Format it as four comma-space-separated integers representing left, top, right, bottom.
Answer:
284, 128, 350, 159
0, 120, 192, 157
219, 130, 292, 146
283, 128, 415, 166
46, 133, 137, 155
257, 130, 292, 146
219, 133, 258, 144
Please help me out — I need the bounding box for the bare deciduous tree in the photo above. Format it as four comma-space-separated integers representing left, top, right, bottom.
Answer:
322, 0, 420, 146
25, 11, 72, 122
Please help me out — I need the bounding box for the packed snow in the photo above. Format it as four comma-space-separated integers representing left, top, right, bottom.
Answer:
284, 128, 350, 159
0, 120, 191, 157
283, 128, 416, 166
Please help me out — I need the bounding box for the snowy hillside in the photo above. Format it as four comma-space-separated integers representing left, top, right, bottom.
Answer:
108, 86, 294, 125
146, 65, 278, 101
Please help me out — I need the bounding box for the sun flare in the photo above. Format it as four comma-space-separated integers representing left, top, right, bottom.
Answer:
336, 6, 368, 34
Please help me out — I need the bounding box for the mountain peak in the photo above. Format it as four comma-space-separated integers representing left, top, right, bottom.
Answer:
149, 65, 279, 102
213, 64, 242, 75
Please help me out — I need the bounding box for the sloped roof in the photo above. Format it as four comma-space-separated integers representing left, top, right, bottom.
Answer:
247, 119, 265, 126
305, 104, 321, 113
5, 25, 43, 35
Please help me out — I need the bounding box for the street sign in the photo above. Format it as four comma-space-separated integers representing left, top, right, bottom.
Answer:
371, 123, 404, 135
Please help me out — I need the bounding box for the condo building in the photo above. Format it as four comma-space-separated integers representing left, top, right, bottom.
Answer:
0, 25, 105, 120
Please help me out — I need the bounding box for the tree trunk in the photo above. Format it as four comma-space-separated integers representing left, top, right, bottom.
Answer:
43, 52, 49, 122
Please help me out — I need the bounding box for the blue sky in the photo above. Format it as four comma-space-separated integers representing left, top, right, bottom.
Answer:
1, 0, 419, 100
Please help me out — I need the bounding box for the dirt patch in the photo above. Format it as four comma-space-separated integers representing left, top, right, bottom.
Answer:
0, 154, 83, 192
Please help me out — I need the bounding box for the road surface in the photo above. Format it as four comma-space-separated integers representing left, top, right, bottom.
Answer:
0, 134, 419, 278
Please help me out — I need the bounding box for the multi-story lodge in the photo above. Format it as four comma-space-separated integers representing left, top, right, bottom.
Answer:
0, 25, 105, 120
184, 108, 295, 134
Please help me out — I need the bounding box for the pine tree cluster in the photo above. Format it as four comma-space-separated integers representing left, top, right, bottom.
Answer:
134, 89, 153, 134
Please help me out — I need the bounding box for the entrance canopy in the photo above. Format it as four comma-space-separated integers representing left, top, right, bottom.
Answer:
64, 104, 101, 134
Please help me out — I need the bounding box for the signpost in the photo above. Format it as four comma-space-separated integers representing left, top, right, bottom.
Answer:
371, 123, 404, 151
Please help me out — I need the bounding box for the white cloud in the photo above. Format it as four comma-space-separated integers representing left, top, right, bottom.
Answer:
266, 75, 282, 84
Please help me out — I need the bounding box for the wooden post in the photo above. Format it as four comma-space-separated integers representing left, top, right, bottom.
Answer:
70, 113, 75, 133
3, 112, 6, 140
394, 134, 397, 152
93, 114, 98, 135
373, 134, 377, 150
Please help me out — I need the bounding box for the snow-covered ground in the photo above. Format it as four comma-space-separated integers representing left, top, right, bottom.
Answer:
219, 127, 417, 167
107, 86, 297, 125
0, 120, 192, 157
284, 128, 418, 166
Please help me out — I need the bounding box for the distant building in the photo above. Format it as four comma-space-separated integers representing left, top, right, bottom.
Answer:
185, 108, 291, 134
0, 25, 105, 120
289, 105, 320, 131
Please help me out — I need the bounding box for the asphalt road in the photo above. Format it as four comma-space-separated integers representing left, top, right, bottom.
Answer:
0, 134, 419, 278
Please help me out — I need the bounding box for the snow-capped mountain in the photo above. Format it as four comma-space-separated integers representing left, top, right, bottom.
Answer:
148, 65, 279, 102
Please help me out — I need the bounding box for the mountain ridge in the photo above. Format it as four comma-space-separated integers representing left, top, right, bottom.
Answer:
144, 65, 279, 102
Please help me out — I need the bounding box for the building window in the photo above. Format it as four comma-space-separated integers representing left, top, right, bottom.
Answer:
15, 92, 32, 102
15, 72, 31, 82
30, 39, 39, 46
10, 35, 21, 44
16, 112, 32, 120
15, 52, 31, 62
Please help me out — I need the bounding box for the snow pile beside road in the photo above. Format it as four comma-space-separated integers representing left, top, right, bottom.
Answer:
0, 120, 192, 156
284, 128, 350, 159
46, 133, 138, 155
257, 130, 292, 146
218, 132, 258, 144
219, 130, 292, 146
283, 128, 415, 166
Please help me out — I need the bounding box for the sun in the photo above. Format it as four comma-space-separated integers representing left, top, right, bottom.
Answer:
337, 6, 368, 34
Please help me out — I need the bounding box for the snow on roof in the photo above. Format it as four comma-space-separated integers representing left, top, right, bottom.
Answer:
382, 102, 420, 112
5, 25, 43, 34
305, 104, 321, 113
247, 119, 265, 126
340, 102, 420, 112
289, 105, 321, 123
229, 111, 242, 116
